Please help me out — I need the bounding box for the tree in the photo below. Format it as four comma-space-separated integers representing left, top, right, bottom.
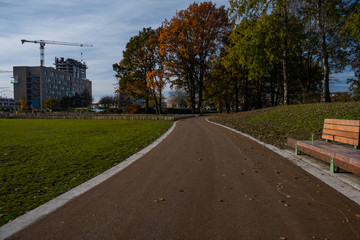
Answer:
229, 0, 305, 106
80, 88, 93, 108
303, 0, 351, 102
206, 47, 245, 112
59, 88, 92, 109
19, 97, 26, 110
43, 98, 59, 111
113, 28, 157, 113
168, 88, 188, 108
146, 28, 169, 114
343, 3, 360, 100
205, 56, 234, 113
159, 1, 230, 113
98, 96, 116, 109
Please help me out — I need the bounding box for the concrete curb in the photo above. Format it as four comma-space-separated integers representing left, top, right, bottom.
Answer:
0, 121, 177, 240
206, 118, 360, 206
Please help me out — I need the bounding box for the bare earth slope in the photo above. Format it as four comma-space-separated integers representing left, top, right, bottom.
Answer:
8, 117, 360, 240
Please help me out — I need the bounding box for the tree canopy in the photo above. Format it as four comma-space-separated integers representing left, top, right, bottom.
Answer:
159, 1, 230, 113
113, 1, 359, 114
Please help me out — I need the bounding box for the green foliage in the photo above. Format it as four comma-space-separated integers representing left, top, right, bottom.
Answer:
98, 96, 117, 109
0, 119, 171, 226
43, 98, 59, 110
228, 0, 356, 106
113, 28, 158, 113
214, 102, 360, 148
347, 78, 360, 101
59, 89, 93, 109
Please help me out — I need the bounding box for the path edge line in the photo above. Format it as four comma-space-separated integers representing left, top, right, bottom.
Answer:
0, 121, 177, 240
206, 118, 360, 206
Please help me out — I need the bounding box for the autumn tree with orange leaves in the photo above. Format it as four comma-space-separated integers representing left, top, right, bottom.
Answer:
146, 28, 168, 114
113, 28, 158, 114
159, 1, 230, 113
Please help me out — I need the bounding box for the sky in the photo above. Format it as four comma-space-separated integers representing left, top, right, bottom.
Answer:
0, 0, 355, 101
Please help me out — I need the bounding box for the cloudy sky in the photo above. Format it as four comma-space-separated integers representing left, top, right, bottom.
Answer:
0, 0, 354, 101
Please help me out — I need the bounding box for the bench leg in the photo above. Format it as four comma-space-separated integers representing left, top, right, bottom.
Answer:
330, 157, 340, 173
295, 144, 301, 155
312, 134, 314, 145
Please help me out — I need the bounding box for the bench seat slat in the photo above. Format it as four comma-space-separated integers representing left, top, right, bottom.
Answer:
323, 124, 360, 133
324, 119, 360, 126
322, 128, 360, 140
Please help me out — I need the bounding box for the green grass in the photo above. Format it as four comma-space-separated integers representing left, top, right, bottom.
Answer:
0, 119, 172, 226
214, 102, 360, 148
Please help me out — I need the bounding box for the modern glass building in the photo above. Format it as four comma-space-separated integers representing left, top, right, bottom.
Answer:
13, 58, 92, 109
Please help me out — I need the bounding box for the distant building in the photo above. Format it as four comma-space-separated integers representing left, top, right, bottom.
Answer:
55, 57, 87, 79
13, 58, 92, 109
0, 97, 14, 111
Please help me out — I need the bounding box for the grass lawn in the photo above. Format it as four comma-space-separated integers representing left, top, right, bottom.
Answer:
0, 119, 172, 226
213, 102, 360, 148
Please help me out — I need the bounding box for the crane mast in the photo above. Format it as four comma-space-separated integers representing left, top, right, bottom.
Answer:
21, 39, 93, 66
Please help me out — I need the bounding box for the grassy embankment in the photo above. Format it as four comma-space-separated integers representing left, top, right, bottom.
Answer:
0, 119, 172, 226
214, 102, 360, 148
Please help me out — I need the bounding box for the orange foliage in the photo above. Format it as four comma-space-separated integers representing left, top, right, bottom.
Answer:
159, 1, 230, 113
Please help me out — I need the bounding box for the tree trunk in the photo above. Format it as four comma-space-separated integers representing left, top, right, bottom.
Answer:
317, 0, 331, 102
322, 34, 331, 102
282, 5, 289, 106
283, 51, 288, 105
197, 82, 203, 114
191, 81, 196, 114
159, 90, 162, 114
234, 77, 240, 112
244, 75, 249, 111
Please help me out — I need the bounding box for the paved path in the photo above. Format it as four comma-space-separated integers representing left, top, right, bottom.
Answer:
7, 117, 360, 239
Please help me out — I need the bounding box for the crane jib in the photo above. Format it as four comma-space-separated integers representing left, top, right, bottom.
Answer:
20, 39, 93, 66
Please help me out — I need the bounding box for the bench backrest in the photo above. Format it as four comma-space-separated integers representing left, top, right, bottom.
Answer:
322, 119, 360, 146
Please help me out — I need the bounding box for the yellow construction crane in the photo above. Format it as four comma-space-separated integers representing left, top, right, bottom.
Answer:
21, 39, 93, 66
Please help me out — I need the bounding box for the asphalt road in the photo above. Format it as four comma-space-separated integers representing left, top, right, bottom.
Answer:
7, 117, 360, 239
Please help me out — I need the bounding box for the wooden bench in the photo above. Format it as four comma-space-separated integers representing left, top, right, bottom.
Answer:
322, 119, 360, 148
287, 119, 360, 176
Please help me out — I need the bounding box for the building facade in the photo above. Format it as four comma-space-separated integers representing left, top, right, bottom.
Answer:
0, 98, 14, 111
13, 58, 91, 109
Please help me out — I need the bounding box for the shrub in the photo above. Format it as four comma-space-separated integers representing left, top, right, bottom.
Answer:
124, 105, 141, 114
